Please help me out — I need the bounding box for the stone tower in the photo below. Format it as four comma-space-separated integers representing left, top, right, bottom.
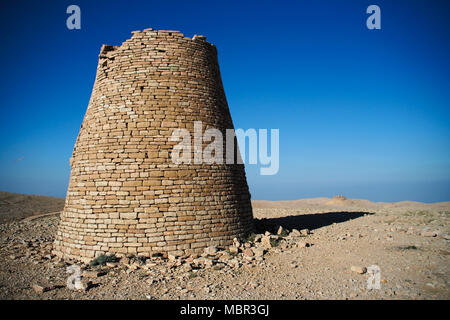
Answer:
53, 29, 254, 263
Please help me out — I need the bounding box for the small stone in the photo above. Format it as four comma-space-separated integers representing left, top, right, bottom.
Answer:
106, 262, 118, 268
180, 263, 192, 273
168, 254, 177, 261
32, 284, 48, 294
82, 280, 94, 292
228, 259, 240, 268
261, 236, 272, 249
441, 233, 450, 240
193, 35, 207, 41
276, 226, 284, 235
290, 229, 301, 237
351, 266, 367, 274
213, 263, 225, 270
126, 264, 138, 270
119, 257, 130, 264
297, 241, 310, 248
300, 229, 310, 236
204, 246, 217, 255
252, 247, 265, 257
82, 270, 106, 278
218, 251, 231, 259
243, 248, 254, 257
146, 262, 157, 267
422, 231, 437, 237
229, 246, 239, 254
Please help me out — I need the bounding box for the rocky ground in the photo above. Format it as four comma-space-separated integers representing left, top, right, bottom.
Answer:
0, 195, 449, 300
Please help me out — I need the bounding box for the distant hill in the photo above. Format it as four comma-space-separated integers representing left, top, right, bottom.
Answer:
252, 196, 450, 211
0, 191, 64, 223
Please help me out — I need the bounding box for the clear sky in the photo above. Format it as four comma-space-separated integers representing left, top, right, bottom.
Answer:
0, 0, 449, 202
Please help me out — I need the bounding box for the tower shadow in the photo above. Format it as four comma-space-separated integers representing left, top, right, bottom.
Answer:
254, 211, 374, 233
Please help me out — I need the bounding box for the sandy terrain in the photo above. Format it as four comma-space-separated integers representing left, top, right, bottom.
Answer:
0, 192, 64, 223
0, 193, 449, 300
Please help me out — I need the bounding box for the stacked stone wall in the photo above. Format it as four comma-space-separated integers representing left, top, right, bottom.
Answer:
53, 29, 254, 263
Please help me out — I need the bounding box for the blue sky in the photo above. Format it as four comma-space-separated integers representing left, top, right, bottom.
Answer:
0, 0, 449, 202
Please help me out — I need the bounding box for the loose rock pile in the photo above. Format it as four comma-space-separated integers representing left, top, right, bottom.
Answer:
51, 225, 313, 292
1, 216, 316, 294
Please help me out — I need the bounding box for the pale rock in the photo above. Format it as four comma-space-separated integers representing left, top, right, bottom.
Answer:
252, 247, 265, 257
297, 241, 310, 248
82, 270, 106, 278
168, 254, 177, 261
276, 226, 284, 235
300, 229, 310, 236
261, 236, 272, 249
106, 262, 118, 268
32, 284, 49, 294
351, 266, 367, 274
229, 245, 239, 254
422, 231, 437, 237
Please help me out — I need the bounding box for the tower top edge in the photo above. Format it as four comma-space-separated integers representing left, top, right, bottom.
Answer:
99, 29, 213, 57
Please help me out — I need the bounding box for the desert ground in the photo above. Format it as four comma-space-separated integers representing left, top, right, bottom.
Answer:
0, 192, 449, 300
